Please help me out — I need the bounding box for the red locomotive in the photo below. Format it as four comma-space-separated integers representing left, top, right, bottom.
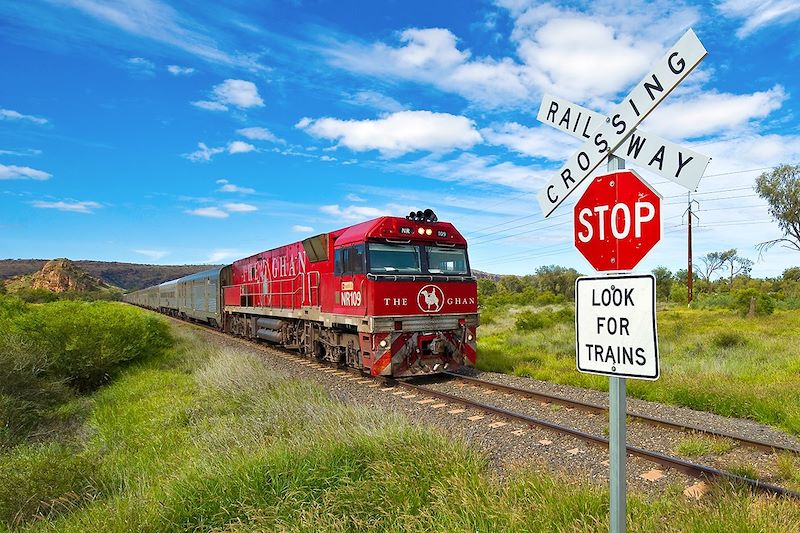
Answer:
125, 210, 478, 377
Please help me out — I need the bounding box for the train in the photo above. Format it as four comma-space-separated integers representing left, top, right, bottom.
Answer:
124, 210, 479, 377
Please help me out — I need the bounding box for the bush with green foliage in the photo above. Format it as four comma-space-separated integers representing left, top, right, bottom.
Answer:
0, 295, 173, 445
515, 307, 574, 331
731, 288, 775, 316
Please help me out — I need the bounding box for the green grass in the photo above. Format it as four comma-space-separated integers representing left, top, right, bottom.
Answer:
477, 304, 800, 435
1, 323, 799, 531
674, 435, 737, 457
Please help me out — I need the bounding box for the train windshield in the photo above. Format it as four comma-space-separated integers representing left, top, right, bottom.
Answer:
368, 243, 422, 273
426, 246, 469, 275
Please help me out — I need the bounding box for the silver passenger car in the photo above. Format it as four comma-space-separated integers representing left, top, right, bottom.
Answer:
176, 266, 231, 327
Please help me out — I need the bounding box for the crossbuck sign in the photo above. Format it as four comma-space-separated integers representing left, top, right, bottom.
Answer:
536, 29, 709, 218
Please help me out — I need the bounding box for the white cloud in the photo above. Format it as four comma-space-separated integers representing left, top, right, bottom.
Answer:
297, 110, 482, 156
292, 225, 315, 232
0, 148, 42, 156
192, 79, 264, 112
0, 108, 48, 125
716, 0, 800, 37
643, 85, 788, 139
481, 122, 580, 161
214, 79, 263, 108
328, 28, 531, 108
32, 200, 101, 214
0, 163, 52, 180
515, 17, 660, 103
236, 126, 281, 142
223, 202, 257, 212
345, 193, 366, 202
350, 90, 406, 112
134, 249, 168, 260
183, 142, 225, 162
216, 179, 255, 194
52, 0, 264, 70
321, 204, 390, 220
397, 152, 549, 192
167, 64, 195, 75
187, 206, 229, 218
127, 56, 155, 76
204, 249, 246, 263
227, 140, 256, 154
320, 155, 336, 161
325, 2, 699, 108
191, 100, 228, 111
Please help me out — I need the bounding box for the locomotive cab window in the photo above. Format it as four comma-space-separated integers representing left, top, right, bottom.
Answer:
334, 245, 365, 275
426, 246, 469, 275
368, 243, 421, 274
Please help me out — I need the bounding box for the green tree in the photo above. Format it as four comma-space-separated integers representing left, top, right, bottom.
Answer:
783, 266, 800, 282
498, 275, 524, 293
477, 278, 497, 298
697, 251, 725, 281
755, 164, 800, 253
651, 266, 673, 300
533, 265, 581, 299
720, 249, 753, 286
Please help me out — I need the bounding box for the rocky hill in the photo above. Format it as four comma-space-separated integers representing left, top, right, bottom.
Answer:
0, 259, 218, 291
4, 259, 113, 293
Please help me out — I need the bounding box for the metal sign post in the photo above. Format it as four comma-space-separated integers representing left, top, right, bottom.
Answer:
536, 28, 708, 533
607, 155, 626, 533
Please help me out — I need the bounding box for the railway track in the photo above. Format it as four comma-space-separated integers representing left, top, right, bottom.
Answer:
440, 372, 800, 455
164, 314, 800, 500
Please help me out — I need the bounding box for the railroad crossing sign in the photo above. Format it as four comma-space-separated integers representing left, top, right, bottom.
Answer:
574, 170, 662, 272
536, 29, 708, 218
575, 274, 659, 380
538, 94, 710, 191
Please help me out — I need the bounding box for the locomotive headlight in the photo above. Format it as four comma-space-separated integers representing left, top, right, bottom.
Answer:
417, 227, 425, 235
425, 228, 432, 235
467, 334, 474, 341
379, 339, 388, 348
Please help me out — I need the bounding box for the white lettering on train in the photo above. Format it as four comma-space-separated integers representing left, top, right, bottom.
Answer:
341, 291, 362, 307
446, 297, 476, 305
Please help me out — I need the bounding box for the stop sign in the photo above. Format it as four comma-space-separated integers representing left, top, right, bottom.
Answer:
574, 170, 662, 271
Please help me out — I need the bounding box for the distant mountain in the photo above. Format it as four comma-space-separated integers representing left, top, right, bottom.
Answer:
472, 269, 501, 281
0, 259, 218, 291
4, 258, 113, 293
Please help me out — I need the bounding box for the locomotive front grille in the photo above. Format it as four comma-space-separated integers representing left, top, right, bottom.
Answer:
372, 314, 479, 332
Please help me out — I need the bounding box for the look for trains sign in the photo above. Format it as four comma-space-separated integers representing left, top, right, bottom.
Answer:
575, 274, 659, 380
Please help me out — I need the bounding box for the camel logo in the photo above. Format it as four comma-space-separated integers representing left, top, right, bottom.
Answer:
417, 285, 444, 313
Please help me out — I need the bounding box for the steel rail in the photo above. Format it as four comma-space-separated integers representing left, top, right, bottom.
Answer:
442, 372, 800, 455
388, 379, 800, 500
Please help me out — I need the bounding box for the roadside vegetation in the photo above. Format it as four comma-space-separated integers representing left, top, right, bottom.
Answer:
0, 295, 172, 448
476, 265, 800, 436
1, 318, 798, 531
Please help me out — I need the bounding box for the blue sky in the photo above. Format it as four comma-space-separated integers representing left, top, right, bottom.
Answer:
1, 0, 799, 277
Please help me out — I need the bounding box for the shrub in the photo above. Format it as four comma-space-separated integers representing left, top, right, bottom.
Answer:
669, 284, 688, 305
0, 297, 174, 443
711, 331, 748, 349
515, 311, 551, 331
731, 288, 774, 316
13, 301, 173, 390
515, 307, 574, 332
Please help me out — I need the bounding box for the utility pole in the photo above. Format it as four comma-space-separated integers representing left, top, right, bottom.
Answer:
684, 193, 699, 306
